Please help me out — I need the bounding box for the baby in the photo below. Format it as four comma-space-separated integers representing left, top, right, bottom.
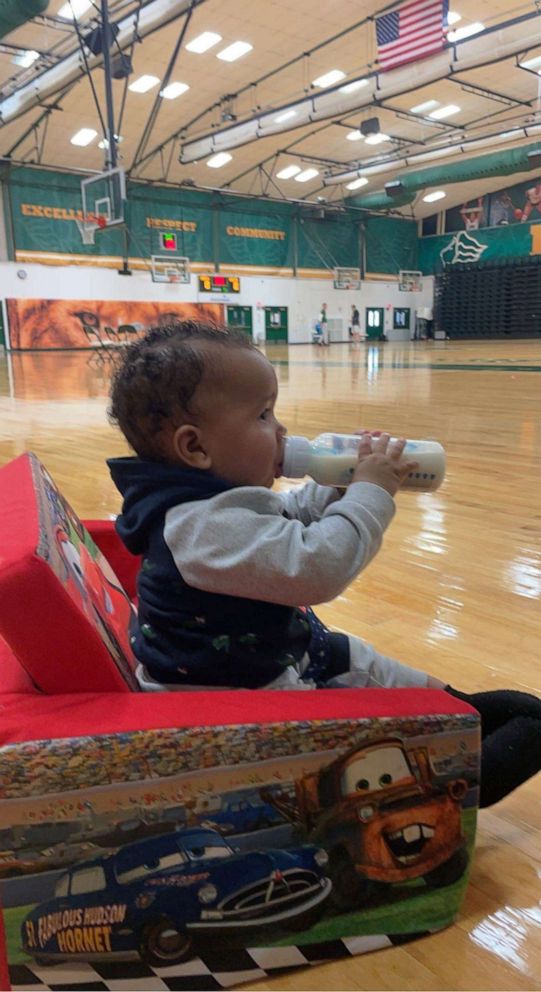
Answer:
108, 321, 541, 806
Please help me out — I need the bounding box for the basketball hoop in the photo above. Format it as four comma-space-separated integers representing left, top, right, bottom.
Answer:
75, 214, 108, 246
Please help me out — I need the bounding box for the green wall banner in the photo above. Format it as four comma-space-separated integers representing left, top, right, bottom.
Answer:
219, 199, 293, 268
363, 215, 418, 274
7, 167, 214, 264
297, 216, 359, 271
4, 165, 366, 273
419, 223, 536, 274
8, 167, 124, 260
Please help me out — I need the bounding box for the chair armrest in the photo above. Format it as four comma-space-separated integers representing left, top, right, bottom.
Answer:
83, 519, 141, 600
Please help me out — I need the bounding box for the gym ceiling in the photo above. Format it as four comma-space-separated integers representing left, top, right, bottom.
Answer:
1, 0, 541, 217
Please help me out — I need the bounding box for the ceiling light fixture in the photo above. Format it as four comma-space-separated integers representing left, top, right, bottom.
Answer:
429, 103, 460, 119
98, 134, 123, 149
346, 176, 369, 190
448, 22, 484, 42
129, 74, 160, 93
276, 164, 301, 179
447, 11, 462, 26
186, 31, 222, 54
339, 79, 368, 94
346, 130, 363, 141
423, 190, 446, 202
58, 0, 91, 18
12, 50, 39, 68
294, 168, 319, 182
410, 99, 440, 114
312, 69, 346, 88
365, 132, 390, 144
71, 128, 97, 147
160, 81, 190, 99
207, 152, 232, 168
217, 41, 253, 62
274, 109, 297, 124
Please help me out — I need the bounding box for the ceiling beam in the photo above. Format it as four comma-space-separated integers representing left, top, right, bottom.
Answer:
129, 0, 196, 172
447, 77, 533, 108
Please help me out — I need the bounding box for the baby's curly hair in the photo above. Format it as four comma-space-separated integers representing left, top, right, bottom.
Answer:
109, 320, 255, 459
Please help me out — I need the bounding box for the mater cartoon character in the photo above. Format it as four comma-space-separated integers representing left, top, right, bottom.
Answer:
262, 737, 470, 909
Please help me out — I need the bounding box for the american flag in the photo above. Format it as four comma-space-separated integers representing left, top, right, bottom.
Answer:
376, 0, 449, 71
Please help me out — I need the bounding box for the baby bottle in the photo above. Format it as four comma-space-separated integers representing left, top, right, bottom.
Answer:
282, 433, 445, 491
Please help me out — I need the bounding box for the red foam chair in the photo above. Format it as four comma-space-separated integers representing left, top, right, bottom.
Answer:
0, 454, 480, 992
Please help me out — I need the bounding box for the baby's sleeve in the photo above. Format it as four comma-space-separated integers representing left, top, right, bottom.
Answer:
279, 481, 342, 524
163, 483, 395, 607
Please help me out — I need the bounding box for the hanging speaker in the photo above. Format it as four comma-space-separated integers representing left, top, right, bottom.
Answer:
360, 117, 380, 137
384, 180, 404, 197
111, 52, 132, 79
83, 22, 119, 55
527, 148, 541, 168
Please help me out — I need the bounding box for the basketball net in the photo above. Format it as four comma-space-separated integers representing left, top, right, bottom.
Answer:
75, 214, 107, 246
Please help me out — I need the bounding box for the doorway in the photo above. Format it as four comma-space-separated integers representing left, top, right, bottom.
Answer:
365, 307, 385, 340
264, 306, 288, 342
227, 305, 253, 337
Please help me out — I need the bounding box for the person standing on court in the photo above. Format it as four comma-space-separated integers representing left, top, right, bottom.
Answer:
351, 304, 361, 344
319, 303, 329, 346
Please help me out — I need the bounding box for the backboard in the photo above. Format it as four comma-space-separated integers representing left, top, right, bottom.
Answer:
399, 270, 422, 292
334, 266, 361, 290
81, 167, 126, 229
151, 255, 191, 284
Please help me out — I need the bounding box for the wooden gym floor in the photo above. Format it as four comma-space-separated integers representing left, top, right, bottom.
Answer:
0, 338, 540, 991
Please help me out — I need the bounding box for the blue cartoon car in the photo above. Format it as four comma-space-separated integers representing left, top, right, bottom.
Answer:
22, 827, 331, 967
199, 798, 285, 835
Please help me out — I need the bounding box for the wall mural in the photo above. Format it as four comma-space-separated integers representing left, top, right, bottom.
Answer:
5, 300, 224, 350
444, 176, 541, 233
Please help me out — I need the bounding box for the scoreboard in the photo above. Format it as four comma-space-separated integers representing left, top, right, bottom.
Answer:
198, 274, 240, 294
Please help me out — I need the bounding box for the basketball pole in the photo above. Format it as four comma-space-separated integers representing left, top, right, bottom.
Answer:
100, 1, 133, 275
101, 0, 117, 172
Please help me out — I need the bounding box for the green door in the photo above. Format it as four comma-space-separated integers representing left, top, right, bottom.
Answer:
227, 305, 253, 336
365, 307, 385, 340
264, 306, 288, 342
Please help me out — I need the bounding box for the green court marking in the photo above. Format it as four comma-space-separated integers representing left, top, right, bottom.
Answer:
269, 360, 541, 372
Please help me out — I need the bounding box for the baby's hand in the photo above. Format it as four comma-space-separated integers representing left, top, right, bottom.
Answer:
352, 433, 418, 497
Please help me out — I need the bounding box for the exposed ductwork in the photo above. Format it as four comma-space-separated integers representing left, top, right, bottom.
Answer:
0, 0, 195, 126
0, 0, 49, 42
323, 125, 541, 186
179, 12, 541, 165
347, 141, 541, 210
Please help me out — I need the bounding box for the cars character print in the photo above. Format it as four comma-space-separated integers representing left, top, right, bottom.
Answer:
22, 826, 331, 966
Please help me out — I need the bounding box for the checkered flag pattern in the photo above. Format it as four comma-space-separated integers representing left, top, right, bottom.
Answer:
9, 932, 430, 990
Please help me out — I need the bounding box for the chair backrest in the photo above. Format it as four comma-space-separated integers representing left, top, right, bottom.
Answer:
0, 453, 138, 693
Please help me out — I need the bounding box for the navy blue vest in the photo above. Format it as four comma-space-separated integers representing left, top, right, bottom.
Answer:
108, 458, 315, 688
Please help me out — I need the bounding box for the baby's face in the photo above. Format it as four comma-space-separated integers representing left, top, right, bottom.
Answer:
197, 349, 287, 488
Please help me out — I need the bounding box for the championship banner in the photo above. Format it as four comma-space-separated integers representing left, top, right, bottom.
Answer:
5, 300, 224, 350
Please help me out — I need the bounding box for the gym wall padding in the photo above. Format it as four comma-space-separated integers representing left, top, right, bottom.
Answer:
3, 166, 363, 273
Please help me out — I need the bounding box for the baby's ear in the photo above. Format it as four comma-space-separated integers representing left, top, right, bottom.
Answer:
173, 425, 212, 469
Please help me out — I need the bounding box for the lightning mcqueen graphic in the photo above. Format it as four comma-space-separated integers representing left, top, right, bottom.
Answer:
22, 827, 331, 966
